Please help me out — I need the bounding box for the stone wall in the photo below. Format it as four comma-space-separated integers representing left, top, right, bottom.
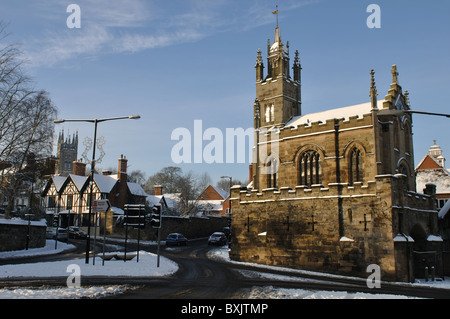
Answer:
113, 215, 230, 241
230, 175, 440, 282
0, 219, 47, 252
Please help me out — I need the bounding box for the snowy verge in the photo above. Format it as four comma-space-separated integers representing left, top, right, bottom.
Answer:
0, 250, 178, 279
0, 240, 75, 260
207, 246, 450, 290
0, 285, 134, 299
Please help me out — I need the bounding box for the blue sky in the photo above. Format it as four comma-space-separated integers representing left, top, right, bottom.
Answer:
1, 0, 449, 186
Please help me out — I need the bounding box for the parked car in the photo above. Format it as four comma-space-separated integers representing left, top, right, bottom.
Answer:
208, 232, 228, 246
68, 226, 87, 239
46, 227, 68, 240
166, 233, 188, 246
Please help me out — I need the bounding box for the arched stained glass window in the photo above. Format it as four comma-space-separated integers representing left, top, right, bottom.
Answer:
298, 150, 321, 187
349, 148, 363, 185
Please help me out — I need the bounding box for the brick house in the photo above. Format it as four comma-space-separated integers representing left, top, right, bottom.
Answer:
230, 24, 442, 282
196, 185, 229, 216
416, 140, 450, 210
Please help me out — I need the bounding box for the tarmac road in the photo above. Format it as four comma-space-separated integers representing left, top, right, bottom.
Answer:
111, 238, 450, 299
1, 237, 450, 299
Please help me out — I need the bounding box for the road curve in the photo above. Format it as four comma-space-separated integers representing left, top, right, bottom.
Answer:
1, 237, 450, 299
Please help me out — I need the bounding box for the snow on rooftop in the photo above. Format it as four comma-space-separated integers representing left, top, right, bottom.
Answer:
111, 206, 124, 215
69, 174, 88, 190
93, 173, 118, 193
196, 199, 224, 211
286, 100, 385, 128
147, 193, 181, 210
212, 185, 229, 199
127, 182, 148, 197
51, 175, 67, 192
416, 170, 450, 195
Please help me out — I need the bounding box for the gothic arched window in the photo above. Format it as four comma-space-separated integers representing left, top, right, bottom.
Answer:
349, 147, 363, 185
298, 150, 321, 187
267, 157, 278, 189
265, 104, 275, 123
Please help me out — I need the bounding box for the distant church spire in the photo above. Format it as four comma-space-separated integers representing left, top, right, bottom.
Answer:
55, 129, 78, 176
274, 23, 281, 44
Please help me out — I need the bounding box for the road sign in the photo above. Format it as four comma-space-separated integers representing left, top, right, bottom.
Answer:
93, 199, 111, 213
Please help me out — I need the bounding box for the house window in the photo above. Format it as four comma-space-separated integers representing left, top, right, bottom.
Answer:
298, 150, 321, 187
66, 195, 73, 210
48, 196, 56, 209
349, 148, 363, 185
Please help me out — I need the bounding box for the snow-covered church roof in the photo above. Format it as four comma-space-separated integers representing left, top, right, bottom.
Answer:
285, 100, 385, 128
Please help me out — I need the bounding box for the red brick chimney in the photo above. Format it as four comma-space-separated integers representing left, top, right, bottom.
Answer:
154, 185, 163, 196
117, 155, 128, 208
72, 159, 86, 176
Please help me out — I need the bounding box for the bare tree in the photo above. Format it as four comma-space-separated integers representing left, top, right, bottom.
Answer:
144, 166, 213, 216
216, 178, 247, 193
128, 169, 146, 186
144, 166, 184, 195
0, 23, 58, 218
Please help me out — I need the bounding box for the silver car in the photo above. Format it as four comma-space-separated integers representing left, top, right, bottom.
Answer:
46, 227, 68, 240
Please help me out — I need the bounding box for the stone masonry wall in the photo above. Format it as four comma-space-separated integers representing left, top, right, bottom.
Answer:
230, 174, 440, 282
230, 177, 396, 280
113, 215, 230, 241
0, 220, 47, 252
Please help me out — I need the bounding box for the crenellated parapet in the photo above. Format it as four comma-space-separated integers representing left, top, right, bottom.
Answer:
279, 112, 374, 141
234, 179, 381, 205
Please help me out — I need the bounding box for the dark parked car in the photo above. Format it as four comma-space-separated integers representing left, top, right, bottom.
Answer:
166, 233, 188, 246
68, 226, 87, 239
208, 232, 227, 246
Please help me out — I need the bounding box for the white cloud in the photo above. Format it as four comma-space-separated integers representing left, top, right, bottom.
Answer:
23, 0, 319, 67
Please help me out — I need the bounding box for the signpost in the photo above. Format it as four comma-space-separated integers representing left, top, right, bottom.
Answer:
123, 204, 146, 263
91, 199, 111, 265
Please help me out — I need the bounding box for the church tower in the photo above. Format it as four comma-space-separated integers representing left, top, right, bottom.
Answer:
254, 24, 302, 129
55, 130, 78, 176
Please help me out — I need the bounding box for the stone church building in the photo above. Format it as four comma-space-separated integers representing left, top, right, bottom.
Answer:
230, 25, 443, 282
55, 130, 78, 176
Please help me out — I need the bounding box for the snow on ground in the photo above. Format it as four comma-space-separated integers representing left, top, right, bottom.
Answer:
208, 246, 450, 299
0, 240, 76, 260
241, 286, 418, 299
1, 242, 450, 299
0, 285, 133, 299
0, 250, 178, 279
0, 240, 178, 299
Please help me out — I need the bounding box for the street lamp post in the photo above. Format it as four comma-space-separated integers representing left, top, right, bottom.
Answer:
54, 115, 140, 264
220, 175, 232, 245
